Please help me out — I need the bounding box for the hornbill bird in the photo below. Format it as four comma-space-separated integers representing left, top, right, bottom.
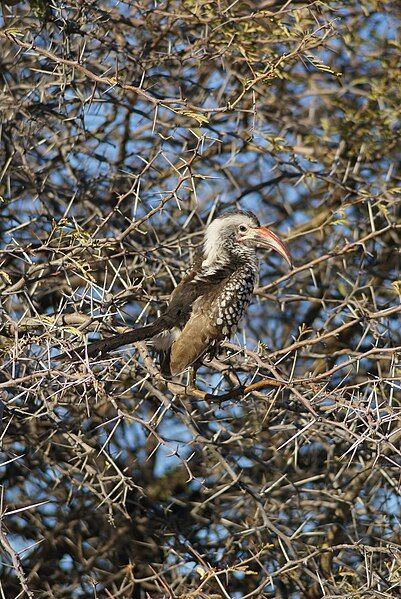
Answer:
63, 211, 291, 375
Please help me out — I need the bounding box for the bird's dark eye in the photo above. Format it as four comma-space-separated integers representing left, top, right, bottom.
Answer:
238, 224, 247, 233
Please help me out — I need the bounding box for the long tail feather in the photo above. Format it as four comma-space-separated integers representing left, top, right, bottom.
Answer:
57, 319, 166, 360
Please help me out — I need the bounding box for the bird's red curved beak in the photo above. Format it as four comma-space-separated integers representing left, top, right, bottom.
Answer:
254, 226, 292, 267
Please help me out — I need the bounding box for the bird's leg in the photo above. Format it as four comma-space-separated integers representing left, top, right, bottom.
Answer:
187, 365, 198, 389
225, 363, 243, 387
210, 358, 244, 392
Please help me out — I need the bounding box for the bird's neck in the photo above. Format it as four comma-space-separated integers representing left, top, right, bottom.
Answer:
200, 248, 258, 278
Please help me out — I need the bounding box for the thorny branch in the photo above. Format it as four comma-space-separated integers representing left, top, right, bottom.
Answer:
1, 1, 400, 598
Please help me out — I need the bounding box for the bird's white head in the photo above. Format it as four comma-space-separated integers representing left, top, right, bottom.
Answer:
203, 210, 291, 268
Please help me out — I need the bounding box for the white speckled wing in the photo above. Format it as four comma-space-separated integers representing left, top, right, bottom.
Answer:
214, 265, 256, 338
